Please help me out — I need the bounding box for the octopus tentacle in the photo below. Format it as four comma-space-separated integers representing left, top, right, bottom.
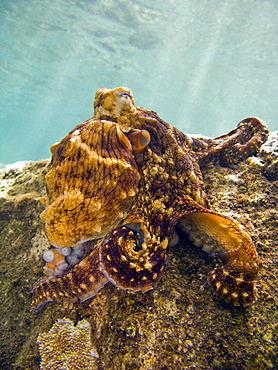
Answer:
179, 197, 258, 306
100, 223, 168, 292
31, 246, 108, 313
199, 117, 269, 166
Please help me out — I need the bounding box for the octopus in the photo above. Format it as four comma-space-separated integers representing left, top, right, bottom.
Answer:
31, 87, 269, 312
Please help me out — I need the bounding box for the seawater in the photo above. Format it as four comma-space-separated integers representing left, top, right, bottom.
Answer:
0, 0, 277, 166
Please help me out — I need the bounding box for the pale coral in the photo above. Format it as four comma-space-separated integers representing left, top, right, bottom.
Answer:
37, 318, 99, 370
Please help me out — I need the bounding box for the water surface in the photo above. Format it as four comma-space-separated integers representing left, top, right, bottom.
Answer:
1, 0, 277, 166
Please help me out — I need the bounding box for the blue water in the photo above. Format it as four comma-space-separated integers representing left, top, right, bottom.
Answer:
0, 0, 277, 166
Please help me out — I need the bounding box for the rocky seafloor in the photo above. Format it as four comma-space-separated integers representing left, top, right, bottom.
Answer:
0, 133, 277, 370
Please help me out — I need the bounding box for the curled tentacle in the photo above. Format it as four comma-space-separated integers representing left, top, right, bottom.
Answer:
100, 223, 168, 292
31, 246, 108, 313
179, 197, 258, 307
199, 117, 269, 166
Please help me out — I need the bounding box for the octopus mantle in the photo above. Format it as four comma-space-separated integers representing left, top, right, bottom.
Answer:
31, 87, 269, 312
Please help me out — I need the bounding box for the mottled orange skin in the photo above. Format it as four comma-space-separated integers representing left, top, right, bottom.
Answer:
41, 119, 140, 248
31, 87, 269, 312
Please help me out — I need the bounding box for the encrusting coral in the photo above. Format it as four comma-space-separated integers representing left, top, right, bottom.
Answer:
37, 318, 99, 370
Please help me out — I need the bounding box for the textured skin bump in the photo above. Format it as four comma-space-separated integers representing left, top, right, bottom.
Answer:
31, 87, 269, 312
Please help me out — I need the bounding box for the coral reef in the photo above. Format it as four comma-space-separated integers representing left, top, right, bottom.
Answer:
0, 133, 277, 369
37, 318, 99, 370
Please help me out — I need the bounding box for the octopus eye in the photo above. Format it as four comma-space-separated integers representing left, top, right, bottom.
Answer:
117, 91, 132, 100
113, 90, 134, 111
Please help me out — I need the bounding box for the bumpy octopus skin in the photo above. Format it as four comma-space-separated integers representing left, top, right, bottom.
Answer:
31, 87, 269, 312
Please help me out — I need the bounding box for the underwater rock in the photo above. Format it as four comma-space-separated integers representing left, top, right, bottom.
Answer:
261, 131, 278, 181
0, 133, 277, 369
